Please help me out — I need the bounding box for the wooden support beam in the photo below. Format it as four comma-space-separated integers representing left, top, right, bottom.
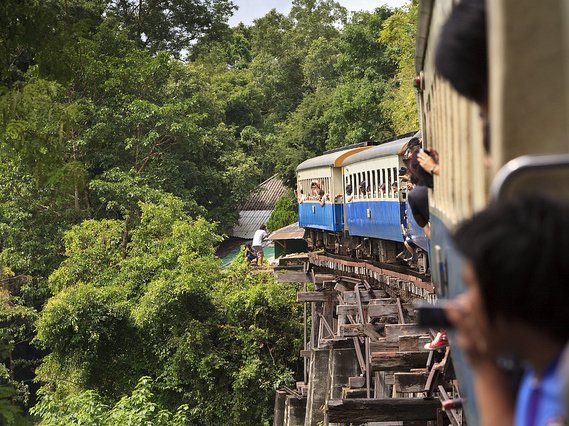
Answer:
297, 291, 335, 302
340, 324, 383, 340
396, 297, 406, 324
370, 351, 430, 371
385, 324, 429, 337
355, 284, 365, 322
300, 349, 311, 358
394, 372, 429, 393
318, 313, 335, 338
438, 385, 461, 426
325, 398, 440, 423
353, 337, 366, 374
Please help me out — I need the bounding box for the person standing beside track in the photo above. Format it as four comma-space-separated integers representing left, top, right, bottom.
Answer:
252, 224, 268, 266
445, 197, 569, 426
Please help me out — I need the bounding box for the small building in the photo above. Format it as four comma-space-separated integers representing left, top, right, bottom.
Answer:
231, 175, 290, 239
268, 222, 307, 258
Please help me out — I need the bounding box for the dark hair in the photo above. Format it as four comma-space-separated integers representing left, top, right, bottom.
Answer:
318, 189, 325, 196
435, 0, 487, 105
453, 196, 569, 343
346, 184, 353, 195
404, 150, 433, 189
260, 224, 267, 231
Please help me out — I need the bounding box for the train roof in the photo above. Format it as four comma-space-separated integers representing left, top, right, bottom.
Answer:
296, 146, 371, 172
343, 135, 414, 166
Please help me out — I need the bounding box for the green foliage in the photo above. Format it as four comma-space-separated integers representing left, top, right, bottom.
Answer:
378, 1, 419, 133
268, 192, 299, 231
34, 199, 302, 425
0, 288, 36, 425
31, 376, 190, 425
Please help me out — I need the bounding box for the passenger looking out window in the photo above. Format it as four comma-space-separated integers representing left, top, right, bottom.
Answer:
345, 184, 353, 202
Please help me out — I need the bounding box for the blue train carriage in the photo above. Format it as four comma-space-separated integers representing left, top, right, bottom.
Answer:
296, 146, 371, 247
342, 135, 428, 266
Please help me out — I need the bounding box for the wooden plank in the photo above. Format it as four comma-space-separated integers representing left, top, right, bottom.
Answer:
342, 387, 368, 399
394, 372, 429, 393
344, 290, 388, 303
341, 324, 384, 340
314, 273, 336, 284
275, 270, 311, 283
325, 398, 440, 423
385, 324, 429, 337
348, 376, 366, 388
297, 291, 335, 302
399, 335, 431, 352
300, 350, 311, 358
370, 337, 399, 352
371, 351, 430, 371
368, 304, 412, 318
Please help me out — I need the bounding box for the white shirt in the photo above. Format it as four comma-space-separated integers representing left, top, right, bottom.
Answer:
252, 229, 268, 246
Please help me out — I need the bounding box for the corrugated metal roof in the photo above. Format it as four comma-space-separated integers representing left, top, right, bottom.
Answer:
232, 210, 273, 239
268, 222, 305, 240
296, 146, 371, 172
240, 175, 289, 211
231, 175, 290, 239
343, 136, 414, 165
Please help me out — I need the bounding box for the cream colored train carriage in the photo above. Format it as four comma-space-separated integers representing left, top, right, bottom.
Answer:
417, 0, 569, 423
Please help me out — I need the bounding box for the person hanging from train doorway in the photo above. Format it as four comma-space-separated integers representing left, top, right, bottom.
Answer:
445, 197, 569, 426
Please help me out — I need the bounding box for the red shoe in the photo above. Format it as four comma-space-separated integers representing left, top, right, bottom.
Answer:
424, 331, 449, 350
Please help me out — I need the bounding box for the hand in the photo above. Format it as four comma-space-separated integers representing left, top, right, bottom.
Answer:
418, 151, 439, 175
444, 296, 493, 368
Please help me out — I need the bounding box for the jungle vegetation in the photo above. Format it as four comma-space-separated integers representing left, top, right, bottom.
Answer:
0, 0, 417, 423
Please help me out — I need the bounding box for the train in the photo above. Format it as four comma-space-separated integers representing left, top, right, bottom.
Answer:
296, 134, 430, 274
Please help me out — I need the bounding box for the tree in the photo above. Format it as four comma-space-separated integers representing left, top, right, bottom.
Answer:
378, 1, 419, 133
268, 191, 299, 231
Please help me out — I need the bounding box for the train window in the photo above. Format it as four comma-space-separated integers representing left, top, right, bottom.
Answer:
381, 169, 386, 198
393, 167, 398, 198
387, 168, 392, 198
371, 170, 376, 198
366, 171, 371, 198
375, 170, 380, 198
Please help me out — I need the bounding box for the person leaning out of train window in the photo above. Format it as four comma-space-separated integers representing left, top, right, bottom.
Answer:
317, 189, 329, 206
404, 150, 433, 239
295, 189, 305, 204
445, 197, 569, 426
345, 184, 354, 202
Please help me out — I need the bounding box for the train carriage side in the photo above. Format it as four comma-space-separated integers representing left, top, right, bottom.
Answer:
296, 147, 371, 232
342, 138, 411, 243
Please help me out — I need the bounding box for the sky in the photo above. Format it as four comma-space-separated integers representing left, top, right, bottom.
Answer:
228, 0, 409, 27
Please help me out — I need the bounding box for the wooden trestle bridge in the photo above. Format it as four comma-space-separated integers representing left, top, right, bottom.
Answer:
272, 252, 463, 426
